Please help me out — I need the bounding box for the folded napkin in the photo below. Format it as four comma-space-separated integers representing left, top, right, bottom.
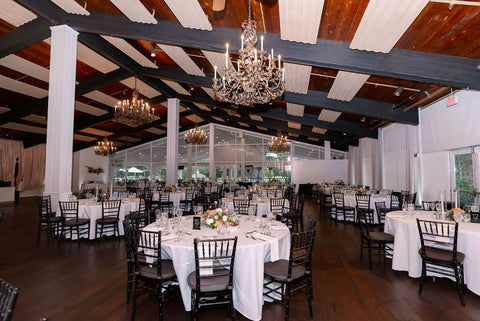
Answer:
161, 233, 177, 241
270, 225, 288, 231
252, 232, 275, 241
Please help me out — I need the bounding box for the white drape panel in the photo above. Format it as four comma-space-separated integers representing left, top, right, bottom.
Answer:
374, 128, 384, 189
362, 138, 378, 188
0, 139, 24, 187
383, 124, 408, 191
348, 145, 356, 185
22, 144, 46, 191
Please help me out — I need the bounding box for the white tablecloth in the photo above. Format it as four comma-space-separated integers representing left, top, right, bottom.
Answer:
143, 216, 290, 321
77, 198, 140, 239
81, 182, 107, 192
221, 198, 289, 217
385, 211, 480, 296
152, 191, 185, 208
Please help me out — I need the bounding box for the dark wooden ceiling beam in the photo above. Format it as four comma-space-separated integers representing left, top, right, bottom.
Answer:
0, 68, 131, 126
0, 18, 51, 59
141, 66, 418, 125
16, 1, 480, 91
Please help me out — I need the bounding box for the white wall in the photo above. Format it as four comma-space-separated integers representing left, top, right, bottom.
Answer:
421, 151, 450, 201
72, 147, 109, 193
291, 159, 348, 185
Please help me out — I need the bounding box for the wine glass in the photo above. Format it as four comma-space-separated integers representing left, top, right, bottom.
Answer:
435, 202, 442, 212
247, 206, 256, 220
429, 202, 435, 211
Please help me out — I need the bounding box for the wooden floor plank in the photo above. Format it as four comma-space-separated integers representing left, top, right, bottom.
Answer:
1, 197, 480, 320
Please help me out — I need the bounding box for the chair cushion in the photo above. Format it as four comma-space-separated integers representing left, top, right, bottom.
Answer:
419, 246, 465, 263
64, 218, 90, 226
42, 216, 62, 223
96, 217, 119, 224
364, 231, 394, 242
139, 260, 176, 280
264, 259, 306, 281
187, 270, 230, 292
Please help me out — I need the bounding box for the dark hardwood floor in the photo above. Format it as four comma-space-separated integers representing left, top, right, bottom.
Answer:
1, 197, 480, 321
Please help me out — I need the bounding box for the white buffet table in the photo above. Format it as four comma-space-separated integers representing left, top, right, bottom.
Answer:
143, 216, 290, 321
385, 211, 480, 296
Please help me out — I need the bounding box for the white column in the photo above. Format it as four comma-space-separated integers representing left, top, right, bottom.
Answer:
187, 145, 193, 181
209, 123, 215, 182
240, 137, 245, 181
324, 140, 331, 160
43, 25, 78, 212
166, 98, 179, 185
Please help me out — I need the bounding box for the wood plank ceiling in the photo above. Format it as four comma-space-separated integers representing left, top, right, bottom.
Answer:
0, 0, 479, 152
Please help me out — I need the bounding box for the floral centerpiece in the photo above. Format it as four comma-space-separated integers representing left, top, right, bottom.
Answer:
87, 166, 104, 174
249, 184, 262, 195
445, 207, 465, 222
201, 202, 238, 228
335, 179, 345, 186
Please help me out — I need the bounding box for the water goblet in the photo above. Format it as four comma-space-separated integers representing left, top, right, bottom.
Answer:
435, 202, 442, 212
247, 206, 256, 221
216, 222, 226, 235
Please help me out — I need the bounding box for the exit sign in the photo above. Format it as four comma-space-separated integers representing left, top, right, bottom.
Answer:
447, 94, 458, 107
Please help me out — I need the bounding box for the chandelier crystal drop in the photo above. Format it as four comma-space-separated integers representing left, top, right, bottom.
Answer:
94, 137, 117, 156
114, 78, 158, 126
212, 0, 285, 107
184, 124, 208, 145
268, 133, 290, 154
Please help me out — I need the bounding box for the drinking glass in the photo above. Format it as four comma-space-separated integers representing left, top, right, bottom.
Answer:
429, 202, 435, 211
247, 206, 256, 220
435, 203, 442, 212
216, 222, 226, 235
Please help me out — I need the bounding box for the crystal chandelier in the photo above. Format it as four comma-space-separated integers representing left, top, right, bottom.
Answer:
184, 124, 208, 145
114, 78, 158, 126
268, 133, 290, 154
212, 0, 285, 107
94, 137, 117, 156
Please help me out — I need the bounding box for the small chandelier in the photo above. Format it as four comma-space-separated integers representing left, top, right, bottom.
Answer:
114, 77, 158, 126
268, 133, 290, 154
184, 123, 208, 145
212, 0, 285, 107
94, 137, 117, 156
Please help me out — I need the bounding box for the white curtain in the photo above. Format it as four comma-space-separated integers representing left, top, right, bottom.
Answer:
0, 139, 24, 187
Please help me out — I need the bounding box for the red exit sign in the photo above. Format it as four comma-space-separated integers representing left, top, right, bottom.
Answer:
447, 94, 458, 107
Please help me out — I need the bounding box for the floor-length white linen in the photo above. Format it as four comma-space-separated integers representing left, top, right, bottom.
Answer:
77, 198, 139, 239
221, 198, 289, 217
344, 194, 390, 223
385, 211, 480, 296
144, 216, 290, 321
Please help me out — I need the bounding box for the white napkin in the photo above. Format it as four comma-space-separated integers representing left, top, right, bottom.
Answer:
161, 233, 177, 241
270, 225, 288, 231
252, 232, 275, 241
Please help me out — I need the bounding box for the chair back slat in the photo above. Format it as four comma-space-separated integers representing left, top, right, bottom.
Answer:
289, 230, 315, 278
270, 198, 285, 217
102, 200, 121, 219
233, 198, 250, 215
375, 201, 387, 225
416, 219, 459, 263
132, 228, 163, 277
0, 278, 19, 321
59, 201, 79, 222
356, 194, 371, 210
333, 193, 345, 208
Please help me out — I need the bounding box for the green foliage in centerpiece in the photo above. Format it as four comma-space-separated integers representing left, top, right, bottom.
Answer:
201, 202, 238, 228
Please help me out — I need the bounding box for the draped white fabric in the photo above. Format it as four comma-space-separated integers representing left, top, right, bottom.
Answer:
0, 139, 23, 187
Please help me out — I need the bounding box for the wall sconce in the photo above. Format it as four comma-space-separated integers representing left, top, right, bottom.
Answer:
150, 48, 156, 57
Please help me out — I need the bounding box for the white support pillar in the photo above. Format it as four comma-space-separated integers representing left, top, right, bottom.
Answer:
187, 145, 193, 182
240, 137, 245, 181
324, 140, 331, 160
43, 25, 78, 212
209, 123, 215, 182
166, 98, 179, 185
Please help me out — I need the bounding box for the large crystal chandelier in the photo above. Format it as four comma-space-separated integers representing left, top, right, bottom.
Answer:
268, 133, 290, 154
94, 137, 117, 156
114, 77, 158, 126
184, 124, 208, 145
212, 0, 285, 107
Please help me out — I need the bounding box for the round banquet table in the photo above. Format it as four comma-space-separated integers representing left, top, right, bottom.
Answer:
152, 191, 185, 208
385, 210, 480, 296
221, 197, 289, 217
76, 198, 139, 239
343, 193, 390, 224
143, 216, 291, 321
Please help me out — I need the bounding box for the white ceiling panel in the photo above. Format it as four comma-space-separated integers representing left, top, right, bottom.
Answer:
212, 116, 225, 122
350, 0, 429, 53
193, 103, 210, 111
0, 55, 49, 82
0, 107, 10, 114
186, 114, 203, 122
120, 77, 161, 98
50, 0, 89, 15
158, 44, 205, 76
164, 0, 212, 31
238, 122, 249, 127
110, 0, 157, 24
0, 0, 37, 27
284, 63, 311, 94
101, 35, 158, 68
162, 80, 191, 95
286, 103, 304, 117
80, 128, 113, 136
327, 71, 370, 101
0, 75, 47, 98
201, 50, 235, 78
1, 122, 46, 134
289, 133, 299, 137
308, 137, 320, 142
73, 134, 97, 142
249, 114, 263, 122
77, 43, 119, 73
202, 87, 216, 100
257, 126, 268, 131
22, 114, 47, 124
118, 136, 141, 143
75, 101, 108, 116
318, 110, 341, 123
279, 0, 324, 44
288, 121, 301, 129
312, 127, 327, 135
84, 90, 118, 107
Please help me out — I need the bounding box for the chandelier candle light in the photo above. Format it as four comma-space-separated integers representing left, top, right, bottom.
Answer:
212, 0, 285, 106
94, 137, 117, 156
114, 78, 158, 126
268, 133, 290, 154
184, 124, 208, 145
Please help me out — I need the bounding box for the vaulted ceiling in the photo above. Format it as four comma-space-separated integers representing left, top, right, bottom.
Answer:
0, 0, 479, 152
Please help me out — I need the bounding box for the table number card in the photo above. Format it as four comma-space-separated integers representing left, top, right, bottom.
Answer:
193, 217, 201, 230
471, 212, 480, 223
